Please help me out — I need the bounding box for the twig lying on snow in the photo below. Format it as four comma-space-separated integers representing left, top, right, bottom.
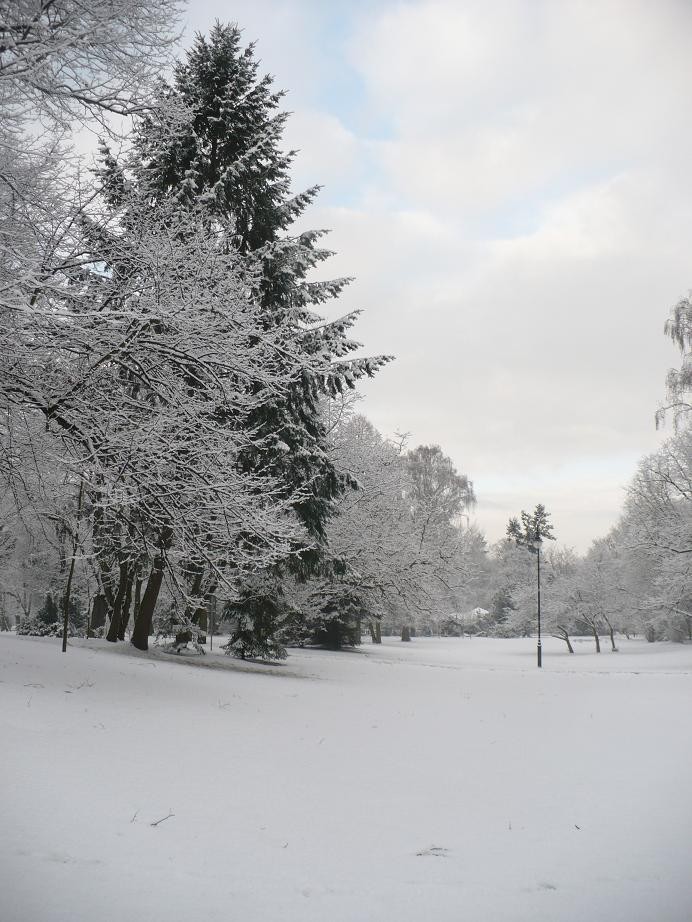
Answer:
150, 811, 175, 827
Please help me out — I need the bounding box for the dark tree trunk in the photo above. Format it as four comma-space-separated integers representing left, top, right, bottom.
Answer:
117, 568, 135, 641
592, 626, 601, 653
607, 624, 617, 652
131, 528, 172, 651
197, 603, 208, 645
131, 559, 165, 651
369, 620, 382, 644
554, 627, 574, 653
61, 549, 77, 653
132, 576, 142, 624
401, 625, 411, 642
106, 561, 129, 643
98, 561, 116, 613
60, 482, 83, 652
323, 620, 342, 650
174, 602, 208, 649
89, 594, 108, 634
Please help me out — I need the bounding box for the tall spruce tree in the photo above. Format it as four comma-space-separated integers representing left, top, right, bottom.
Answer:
106, 23, 389, 654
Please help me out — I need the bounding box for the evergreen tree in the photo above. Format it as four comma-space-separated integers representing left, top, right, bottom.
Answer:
37, 593, 59, 626
507, 504, 556, 548
490, 586, 514, 625
223, 577, 288, 661
102, 23, 389, 654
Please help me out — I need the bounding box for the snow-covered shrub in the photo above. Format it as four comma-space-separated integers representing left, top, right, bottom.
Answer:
16, 616, 80, 638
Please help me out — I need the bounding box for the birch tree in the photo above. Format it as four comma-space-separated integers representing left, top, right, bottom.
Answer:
657, 291, 692, 429
618, 428, 692, 641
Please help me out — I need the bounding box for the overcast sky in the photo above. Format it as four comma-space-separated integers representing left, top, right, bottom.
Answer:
182, 0, 690, 551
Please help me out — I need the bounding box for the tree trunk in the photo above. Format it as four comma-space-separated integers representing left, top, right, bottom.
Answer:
89, 594, 108, 635
401, 625, 411, 642
117, 567, 135, 641
369, 620, 382, 644
555, 627, 574, 653
98, 560, 116, 612
608, 625, 617, 652
106, 560, 130, 643
132, 576, 142, 624
175, 564, 205, 647
61, 482, 83, 652
592, 626, 601, 653
131, 559, 165, 651
197, 604, 208, 644
61, 549, 77, 653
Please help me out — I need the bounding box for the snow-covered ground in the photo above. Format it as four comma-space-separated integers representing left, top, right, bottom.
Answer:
2, 633, 691, 922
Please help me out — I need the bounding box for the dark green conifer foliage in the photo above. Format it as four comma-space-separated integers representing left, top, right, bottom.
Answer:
223, 585, 288, 661
38, 593, 59, 626
312, 584, 364, 650
506, 504, 556, 549
110, 23, 390, 654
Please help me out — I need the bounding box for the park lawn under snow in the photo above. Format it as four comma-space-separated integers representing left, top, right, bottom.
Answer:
1, 634, 691, 922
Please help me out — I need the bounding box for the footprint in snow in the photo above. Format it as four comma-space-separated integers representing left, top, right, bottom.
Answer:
416, 846, 450, 857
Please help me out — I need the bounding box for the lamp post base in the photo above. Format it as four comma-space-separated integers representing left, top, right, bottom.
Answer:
537, 641, 542, 668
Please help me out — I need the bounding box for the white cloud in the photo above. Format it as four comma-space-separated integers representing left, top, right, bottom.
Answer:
185, 1, 691, 550
282, 109, 361, 194
309, 159, 681, 549
351, 0, 692, 214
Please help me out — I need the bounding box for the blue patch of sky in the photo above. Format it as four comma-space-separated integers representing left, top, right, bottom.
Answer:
283, 3, 399, 211
181, 1, 400, 210
306, 1, 397, 141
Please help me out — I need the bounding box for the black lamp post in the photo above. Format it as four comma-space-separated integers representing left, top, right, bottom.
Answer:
529, 536, 543, 668
507, 505, 554, 669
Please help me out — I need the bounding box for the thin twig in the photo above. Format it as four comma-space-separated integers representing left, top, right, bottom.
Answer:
150, 810, 174, 827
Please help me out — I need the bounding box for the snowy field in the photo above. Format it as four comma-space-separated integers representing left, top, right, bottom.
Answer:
2, 633, 691, 922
